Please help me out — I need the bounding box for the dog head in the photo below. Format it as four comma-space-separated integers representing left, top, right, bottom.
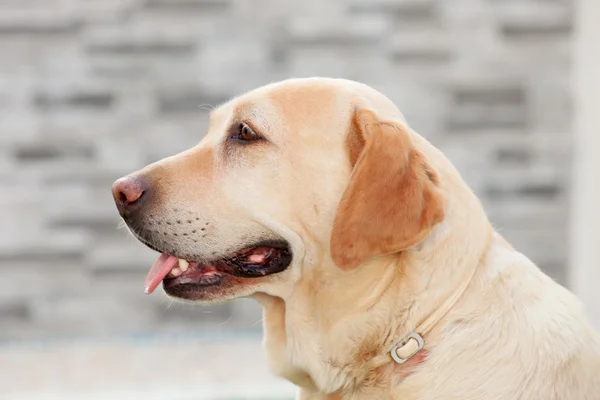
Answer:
112, 78, 446, 303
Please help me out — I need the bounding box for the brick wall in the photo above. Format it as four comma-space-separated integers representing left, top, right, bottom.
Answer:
0, 0, 573, 339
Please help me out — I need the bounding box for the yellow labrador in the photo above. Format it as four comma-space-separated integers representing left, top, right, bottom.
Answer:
112, 78, 600, 399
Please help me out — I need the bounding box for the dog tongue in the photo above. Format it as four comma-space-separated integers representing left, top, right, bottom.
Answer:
144, 253, 179, 294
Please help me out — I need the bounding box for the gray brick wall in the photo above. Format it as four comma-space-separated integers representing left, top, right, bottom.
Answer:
0, 0, 573, 339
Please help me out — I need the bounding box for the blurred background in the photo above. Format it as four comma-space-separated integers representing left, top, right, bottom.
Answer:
1, 0, 598, 399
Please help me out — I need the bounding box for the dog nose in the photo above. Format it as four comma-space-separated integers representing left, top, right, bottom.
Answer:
112, 176, 148, 214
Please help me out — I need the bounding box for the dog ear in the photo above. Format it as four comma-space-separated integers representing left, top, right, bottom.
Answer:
330, 109, 445, 271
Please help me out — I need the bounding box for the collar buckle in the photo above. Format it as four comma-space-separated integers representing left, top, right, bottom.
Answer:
390, 332, 424, 364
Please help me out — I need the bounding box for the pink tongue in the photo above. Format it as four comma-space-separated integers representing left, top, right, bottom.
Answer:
144, 254, 179, 294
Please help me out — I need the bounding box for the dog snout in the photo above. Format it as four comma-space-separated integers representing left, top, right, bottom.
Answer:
112, 175, 149, 216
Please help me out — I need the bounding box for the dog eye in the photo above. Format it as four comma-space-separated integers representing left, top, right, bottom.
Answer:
233, 123, 260, 142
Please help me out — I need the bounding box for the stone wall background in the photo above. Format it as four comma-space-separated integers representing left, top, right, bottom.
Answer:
0, 0, 573, 340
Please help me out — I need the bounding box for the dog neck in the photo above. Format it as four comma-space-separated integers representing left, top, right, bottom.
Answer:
257, 231, 488, 398
256, 179, 493, 397
378, 196, 493, 380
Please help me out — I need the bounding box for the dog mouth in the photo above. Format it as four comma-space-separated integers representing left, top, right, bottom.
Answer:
144, 241, 292, 295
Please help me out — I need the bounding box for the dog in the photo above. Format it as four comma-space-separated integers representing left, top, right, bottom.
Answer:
112, 78, 600, 399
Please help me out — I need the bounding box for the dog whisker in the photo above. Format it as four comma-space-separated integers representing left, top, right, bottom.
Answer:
198, 104, 215, 112
215, 313, 234, 327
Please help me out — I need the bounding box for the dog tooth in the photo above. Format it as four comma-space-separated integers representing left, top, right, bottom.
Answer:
168, 267, 182, 278
178, 258, 189, 271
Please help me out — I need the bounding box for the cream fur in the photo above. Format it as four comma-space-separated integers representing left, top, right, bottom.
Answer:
121, 78, 600, 399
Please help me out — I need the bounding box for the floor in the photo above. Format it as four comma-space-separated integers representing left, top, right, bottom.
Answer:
0, 333, 296, 400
